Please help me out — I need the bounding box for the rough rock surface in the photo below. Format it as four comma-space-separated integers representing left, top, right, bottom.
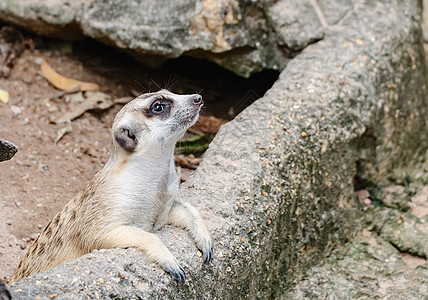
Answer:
6, 0, 428, 299
288, 184, 428, 299
0, 0, 354, 77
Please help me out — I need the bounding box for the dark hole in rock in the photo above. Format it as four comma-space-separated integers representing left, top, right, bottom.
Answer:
71, 39, 280, 120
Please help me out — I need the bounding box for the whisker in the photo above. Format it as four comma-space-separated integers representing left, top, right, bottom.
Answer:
144, 79, 152, 93
151, 79, 163, 91
134, 79, 148, 93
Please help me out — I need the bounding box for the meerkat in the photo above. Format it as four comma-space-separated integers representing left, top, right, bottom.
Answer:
10, 90, 212, 283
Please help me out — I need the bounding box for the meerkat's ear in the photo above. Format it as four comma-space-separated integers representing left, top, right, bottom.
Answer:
114, 125, 139, 152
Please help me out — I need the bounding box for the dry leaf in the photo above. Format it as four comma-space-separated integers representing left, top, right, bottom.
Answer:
52, 91, 112, 124
191, 115, 228, 133
0, 88, 9, 103
51, 92, 131, 124
40, 60, 99, 91
54, 121, 72, 144
174, 154, 201, 169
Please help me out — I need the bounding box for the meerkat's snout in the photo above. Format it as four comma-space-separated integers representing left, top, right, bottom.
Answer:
192, 94, 203, 106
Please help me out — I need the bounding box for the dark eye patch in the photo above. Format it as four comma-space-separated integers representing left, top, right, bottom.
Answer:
144, 97, 173, 119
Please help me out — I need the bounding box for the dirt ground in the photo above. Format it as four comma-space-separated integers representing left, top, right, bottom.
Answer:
0, 27, 278, 282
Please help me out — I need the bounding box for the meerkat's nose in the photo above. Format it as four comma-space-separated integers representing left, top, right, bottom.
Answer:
192, 95, 204, 106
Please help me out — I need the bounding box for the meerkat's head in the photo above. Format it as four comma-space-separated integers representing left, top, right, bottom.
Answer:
111, 90, 203, 153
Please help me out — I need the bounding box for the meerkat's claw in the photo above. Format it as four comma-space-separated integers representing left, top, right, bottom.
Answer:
166, 266, 186, 283
202, 246, 214, 264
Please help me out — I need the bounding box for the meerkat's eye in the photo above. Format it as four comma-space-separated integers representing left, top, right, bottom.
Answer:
145, 98, 172, 118
152, 102, 164, 113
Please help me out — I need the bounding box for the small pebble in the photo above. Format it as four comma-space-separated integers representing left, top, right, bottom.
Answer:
6, 219, 12, 225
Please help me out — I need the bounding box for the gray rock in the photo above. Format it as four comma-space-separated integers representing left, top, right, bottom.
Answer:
0, 0, 354, 77
318, 0, 353, 26
287, 232, 428, 299
288, 183, 428, 299
7, 0, 428, 299
0, 139, 17, 162
267, 0, 325, 50
0, 1, 83, 39
0, 280, 11, 300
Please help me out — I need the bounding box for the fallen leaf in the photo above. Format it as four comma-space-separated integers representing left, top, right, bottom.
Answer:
40, 60, 99, 91
174, 154, 201, 169
191, 115, 228, 133
52, 91, 115, 124
54, 121, 72, 144
0, 88, 9, 103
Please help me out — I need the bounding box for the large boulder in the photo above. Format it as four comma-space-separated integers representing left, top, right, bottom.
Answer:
7, 0, 428, 299
0, 0, 354, 77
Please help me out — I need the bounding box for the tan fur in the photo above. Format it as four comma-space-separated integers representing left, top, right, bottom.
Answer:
10, 90, 212, 283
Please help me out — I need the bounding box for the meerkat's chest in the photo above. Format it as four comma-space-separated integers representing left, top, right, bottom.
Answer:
113, 163, 170, 230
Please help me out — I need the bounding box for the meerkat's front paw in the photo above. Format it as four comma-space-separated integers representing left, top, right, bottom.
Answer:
159, 256, 186, 283
165, 264, 186, 283
197, 236, 213, 264
202, 245, 213, 264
